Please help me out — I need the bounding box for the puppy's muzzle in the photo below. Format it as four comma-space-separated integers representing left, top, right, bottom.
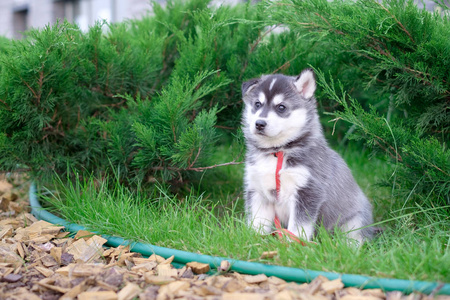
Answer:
255, 120, 267, 132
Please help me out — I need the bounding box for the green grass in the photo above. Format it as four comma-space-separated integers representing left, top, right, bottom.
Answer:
41, 144, 450, 283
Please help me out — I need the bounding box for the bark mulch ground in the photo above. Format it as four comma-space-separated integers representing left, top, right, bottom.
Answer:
0, 177, 448, 300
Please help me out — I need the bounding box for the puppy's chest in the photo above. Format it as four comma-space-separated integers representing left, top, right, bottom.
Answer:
246, 154, 311, 202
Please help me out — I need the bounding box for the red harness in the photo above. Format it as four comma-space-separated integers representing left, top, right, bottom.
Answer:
272, 151, 307, 246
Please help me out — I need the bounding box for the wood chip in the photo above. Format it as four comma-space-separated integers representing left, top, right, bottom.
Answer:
275, 290, 294, 300
223, 292, 266, 300
222, 278, 246, 293
260, 251, 278, 259
1, 273, 22, 283
180, 267, 194, 279
87, 235, 108, 248
40, 254, 58, 267
0, 267, 14, 277
55, 265, 71, 276
77, 291, 118, 300
74, 230, 95, 240
71, 264, 104, 277
161, 255, 174, 264
194, 284, 222, 296
0, 180, 13, 193
66, 237, 104, 263
131, 261, 157, 272
0, 197, 10, 211
24, 213, 38, 224
268, 276, 286, 285
321, 278, 344, 294
157, 281, 190, 298
186, 261, 210, 274
219, 260, 231, 272
144, 274, 175, 285
308, 275, 328, 294
148, 254, 165, 263
156, 264, 178, 278
386, 291, 403, 300
244, 274, 268, 284
363, 289, 386, 298
38, 278, 71, 294
0, 225, 13, 239
340, 296, 384, 300
50, 246, 62, 265
117, 282, 141, 300
60, 281, 87, 300
35, 266, 54, 277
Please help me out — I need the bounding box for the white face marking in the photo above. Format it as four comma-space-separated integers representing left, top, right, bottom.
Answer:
272, 94, 284, 105
258, 92, 266, 105
269, 78, 277, 91
248, 108, 308, 148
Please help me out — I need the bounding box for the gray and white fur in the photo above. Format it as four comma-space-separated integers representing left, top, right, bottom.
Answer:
242, 69, 373, 242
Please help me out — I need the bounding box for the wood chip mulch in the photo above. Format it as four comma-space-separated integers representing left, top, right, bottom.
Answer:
1, 178, 449, 300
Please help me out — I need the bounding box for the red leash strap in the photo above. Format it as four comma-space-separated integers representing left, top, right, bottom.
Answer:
274, 216, 306, 245
274, 151, 283, 197
272, 151, 307, 246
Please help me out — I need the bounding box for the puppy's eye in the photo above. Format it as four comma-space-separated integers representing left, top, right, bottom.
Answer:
255, 101, 262, 109
277, 104, 286, 112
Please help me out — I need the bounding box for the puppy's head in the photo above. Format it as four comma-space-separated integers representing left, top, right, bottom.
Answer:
242, 69, 317, 148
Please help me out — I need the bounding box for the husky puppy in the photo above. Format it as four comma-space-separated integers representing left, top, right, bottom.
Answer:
242, 69, 373, 242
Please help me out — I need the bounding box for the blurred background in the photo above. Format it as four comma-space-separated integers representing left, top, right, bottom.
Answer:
0, 0, 155, 39
0, 0, 443, 39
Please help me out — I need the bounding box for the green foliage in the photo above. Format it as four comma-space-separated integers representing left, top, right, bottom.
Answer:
0, 20, 164, 178
0, 36, 11, 53
0, 0, 323, 185
0, 0, 448, 208
316, 69, 449, 206
266, 0, 450, 206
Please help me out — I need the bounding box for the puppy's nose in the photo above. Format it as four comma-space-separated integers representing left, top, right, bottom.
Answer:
255, 120, 266, 131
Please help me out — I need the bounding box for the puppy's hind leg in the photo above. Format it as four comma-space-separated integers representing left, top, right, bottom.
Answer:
341, 215, 367, 244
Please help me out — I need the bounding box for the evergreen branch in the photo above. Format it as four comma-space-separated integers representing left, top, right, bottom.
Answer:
100, 99, 126, 107
188, 147, 202, 169
186, 161, 243, 172
376, 1, 415, 44
214, 125, 237, 130
313, 12, 344, 35
91, 86, 115, 98
20, 78, 39, 102
37, 69, 44, 106
249, 26, 277, 54
271, 55, 301, 74
22, 65, 45, 107
240, 25, 278, 79
0, 98, 11, 110
151, 161, 243, 172
374, 137, 402, 163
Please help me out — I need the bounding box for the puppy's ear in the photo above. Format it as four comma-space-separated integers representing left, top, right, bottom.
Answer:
241, 78, 260, 97
294, 68, 316, 99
